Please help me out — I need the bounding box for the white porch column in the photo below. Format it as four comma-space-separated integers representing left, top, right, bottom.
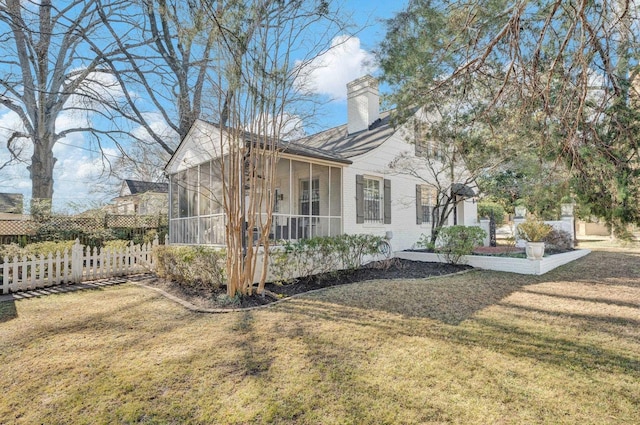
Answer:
514, 217, 526, 248
561, 205, 575, 248
479, 218, 490, 246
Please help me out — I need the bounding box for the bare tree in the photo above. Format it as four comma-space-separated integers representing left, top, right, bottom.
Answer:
0, 0, 134, 215
197, 0, 348, 297
94, 0, 219, 156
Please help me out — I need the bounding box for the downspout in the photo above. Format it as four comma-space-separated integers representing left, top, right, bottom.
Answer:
453, 191, 458, 225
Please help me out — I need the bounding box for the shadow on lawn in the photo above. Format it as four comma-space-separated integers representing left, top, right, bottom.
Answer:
451, 316, 640, 375
230, 311, 274, 377
276, 296, 640, 376
552, 250, 640, 286
277, 250, 638, 324
273, 249, 640, 376
1, 291, 187, 354
519, 288, 640, 309
0, 300, 17, 323
276, 270, 543, 325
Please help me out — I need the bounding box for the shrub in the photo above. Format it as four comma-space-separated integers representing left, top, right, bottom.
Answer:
103, 240, 131, 251
0, 244, 25, 263
517, 218, 552, 242
270, 237, 339, 284
477, 201, 506, 226
269, 234, 383, 284
0, 241, 76, 263
154, 245, 226, 290
415, 234, 435, 251
543, 228, 573, 251
334, 234, 384, 270
26, 240, 76, 257
436, 225, 486, 264
34, 222, 116, 249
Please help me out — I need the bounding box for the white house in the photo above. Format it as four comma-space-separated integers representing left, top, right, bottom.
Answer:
165, 75, 478, 251
112, 179, 169, 216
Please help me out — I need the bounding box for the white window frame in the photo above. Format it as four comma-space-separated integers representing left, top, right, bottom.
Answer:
363, 176, 384, 224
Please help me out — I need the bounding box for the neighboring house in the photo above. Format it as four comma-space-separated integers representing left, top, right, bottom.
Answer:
112, 179, 169, 215
165, 75, 478, 251
0, 194, 30, 244
0, 193, 24, 214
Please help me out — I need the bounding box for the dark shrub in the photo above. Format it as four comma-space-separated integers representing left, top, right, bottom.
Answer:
154, 245, 226, 289
543, 228, 573, 251
437, 226, 487, 264
477, 202, 506, 226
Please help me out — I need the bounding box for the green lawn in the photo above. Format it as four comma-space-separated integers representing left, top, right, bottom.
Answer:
0, 245, 638, 424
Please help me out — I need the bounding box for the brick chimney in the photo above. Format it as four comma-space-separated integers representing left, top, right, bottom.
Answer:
347, 75, 379, 134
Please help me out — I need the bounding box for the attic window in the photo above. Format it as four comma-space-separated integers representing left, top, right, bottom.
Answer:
414, 120, 443, 160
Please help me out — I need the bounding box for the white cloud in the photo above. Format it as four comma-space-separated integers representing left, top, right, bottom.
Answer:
297, 35, 378, 101
0, 106, 118, 212
249, 112, 305, 141
66, 69, 125, 112
131, 112, 178, 144
0, 67, 135, 212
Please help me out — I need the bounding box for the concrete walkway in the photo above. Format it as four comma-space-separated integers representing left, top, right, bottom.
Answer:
0, 274, 155, 303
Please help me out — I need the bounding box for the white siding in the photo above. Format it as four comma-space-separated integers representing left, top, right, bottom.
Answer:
166, 121, 230, 174
342, 124, 477, 251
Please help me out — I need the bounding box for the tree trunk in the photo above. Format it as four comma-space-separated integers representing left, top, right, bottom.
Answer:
29, 139, 56, 218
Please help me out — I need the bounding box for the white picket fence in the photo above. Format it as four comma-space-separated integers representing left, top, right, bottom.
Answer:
0, 237, 159, 294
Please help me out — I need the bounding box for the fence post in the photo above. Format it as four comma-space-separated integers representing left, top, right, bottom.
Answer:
129, 240, 135, 273
0, 258, 6, 294
150, 235, 159, 272
71, 239, 83, 283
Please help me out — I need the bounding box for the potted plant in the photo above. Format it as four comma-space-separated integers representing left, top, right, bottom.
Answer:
517, 218, 553, 260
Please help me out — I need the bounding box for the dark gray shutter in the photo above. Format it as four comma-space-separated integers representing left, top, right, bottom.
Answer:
416, 185, 422, 225
384, 179, 391, 224
356, 174, 364, 224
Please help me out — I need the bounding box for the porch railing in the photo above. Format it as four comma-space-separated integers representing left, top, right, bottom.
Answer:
169, 213, 341, 245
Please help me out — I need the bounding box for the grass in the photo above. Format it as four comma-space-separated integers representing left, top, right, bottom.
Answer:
0, 244, 639, 424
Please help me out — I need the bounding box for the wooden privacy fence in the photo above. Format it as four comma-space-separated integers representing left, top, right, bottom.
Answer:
0, 237, 159, 294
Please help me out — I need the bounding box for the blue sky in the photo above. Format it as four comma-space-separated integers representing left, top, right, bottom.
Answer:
307, 0, 408, 129
0, 0, 408, 212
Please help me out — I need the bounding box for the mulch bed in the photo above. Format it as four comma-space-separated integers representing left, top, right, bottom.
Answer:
265, 258, 470, 297
143, 259, 471, 310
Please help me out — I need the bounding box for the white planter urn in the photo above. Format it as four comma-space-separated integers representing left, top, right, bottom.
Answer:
515, 205, 527, 218
561, 203, 574, 217
525, 241, 545, 260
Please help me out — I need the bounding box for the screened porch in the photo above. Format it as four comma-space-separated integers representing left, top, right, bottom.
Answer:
168, 156, 343, 245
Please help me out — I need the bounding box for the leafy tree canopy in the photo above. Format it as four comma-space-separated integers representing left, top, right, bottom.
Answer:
378, 0, 640, 235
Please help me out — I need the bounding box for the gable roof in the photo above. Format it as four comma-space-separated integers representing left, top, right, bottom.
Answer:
166, 119, 353, 173
122, 180, 168, 196
280, 140, 352, 164
0, 193, 24, 214
294, 110, 396, 158
166, 108, 400, 173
